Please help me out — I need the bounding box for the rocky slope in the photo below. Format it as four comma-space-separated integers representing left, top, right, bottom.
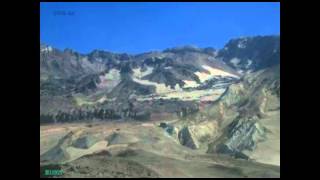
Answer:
154, 64, 280, 165
206, 64, 280, 165
40, 35, 279, 123
217, 35, 280, 73
40, 35, 280, 177
40, 43, 243, 122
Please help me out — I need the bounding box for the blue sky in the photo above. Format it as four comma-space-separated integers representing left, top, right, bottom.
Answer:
40, 2, 280, 54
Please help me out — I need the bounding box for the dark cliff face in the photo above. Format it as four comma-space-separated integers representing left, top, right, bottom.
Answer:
217, 35, 280, 72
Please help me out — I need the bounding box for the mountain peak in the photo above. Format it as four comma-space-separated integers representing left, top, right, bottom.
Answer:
40, 44, 53, 53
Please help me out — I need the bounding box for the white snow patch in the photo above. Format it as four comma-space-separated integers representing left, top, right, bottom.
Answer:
97, 96, 107, 103
195, 65, 239, 83
138, 88, 227, 101
132, 78, 175, 94
41, 46, 53, 52
246, 59, 253, 68
132, 66, 153, 79
132, 66, 179, 94
183, 80, 199, 88
230, 58, 241, 66
237, 70, 244, 74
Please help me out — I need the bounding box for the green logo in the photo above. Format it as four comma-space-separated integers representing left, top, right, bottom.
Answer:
44, 169, 63, 176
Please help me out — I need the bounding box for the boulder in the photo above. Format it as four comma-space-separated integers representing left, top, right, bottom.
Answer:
178, 127, 200, 149
72, 135, 99, 149
177, 121, 219, 150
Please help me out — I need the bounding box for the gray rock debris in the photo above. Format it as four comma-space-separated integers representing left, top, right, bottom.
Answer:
214, 116, 267, 159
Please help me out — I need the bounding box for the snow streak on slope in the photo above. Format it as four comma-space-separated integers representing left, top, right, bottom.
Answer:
132, 78, 176, 94
132, 67, 154, 79
195, 65, 239, 83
